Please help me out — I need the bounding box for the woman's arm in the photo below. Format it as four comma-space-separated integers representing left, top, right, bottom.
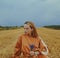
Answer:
38, 37, 49, 56
12, 36, 22, 58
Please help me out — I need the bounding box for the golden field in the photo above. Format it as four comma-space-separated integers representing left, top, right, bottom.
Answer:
0, 28, 60, 58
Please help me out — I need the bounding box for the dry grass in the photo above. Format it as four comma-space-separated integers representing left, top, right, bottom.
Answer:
0, 28, 60, 58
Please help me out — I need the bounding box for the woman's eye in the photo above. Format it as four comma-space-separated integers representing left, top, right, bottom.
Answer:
24, 28, 28, 30
26, 28, 29, 30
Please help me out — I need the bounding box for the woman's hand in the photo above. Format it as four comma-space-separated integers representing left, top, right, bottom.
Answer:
29, 51, 40, 56
34, 51, 39, 56
29, 51, 35, 56
34, 48, 41, 52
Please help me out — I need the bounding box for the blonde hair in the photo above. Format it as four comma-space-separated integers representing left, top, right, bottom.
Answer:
24, 21, 38, 38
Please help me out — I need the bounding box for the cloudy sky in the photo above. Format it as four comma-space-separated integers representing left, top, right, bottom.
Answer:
0, 0, 60, 27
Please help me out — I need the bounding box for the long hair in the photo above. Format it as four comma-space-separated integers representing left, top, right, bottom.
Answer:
24, 21, 38, 38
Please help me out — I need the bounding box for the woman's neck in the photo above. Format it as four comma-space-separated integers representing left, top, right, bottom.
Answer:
25, 33, 32, 38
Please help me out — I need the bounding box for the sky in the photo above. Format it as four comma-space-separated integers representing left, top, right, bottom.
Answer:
0, 0, 60, 27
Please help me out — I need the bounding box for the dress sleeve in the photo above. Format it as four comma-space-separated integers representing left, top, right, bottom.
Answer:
12, 35, 22, 58
38, 37, 49, 56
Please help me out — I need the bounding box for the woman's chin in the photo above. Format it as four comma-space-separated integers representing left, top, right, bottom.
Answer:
24, 32, 28, 35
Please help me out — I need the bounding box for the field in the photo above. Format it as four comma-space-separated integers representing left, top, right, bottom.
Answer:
0, 28, 60, 58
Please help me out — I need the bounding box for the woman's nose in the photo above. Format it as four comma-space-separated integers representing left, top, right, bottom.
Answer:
24, 29, 27, 33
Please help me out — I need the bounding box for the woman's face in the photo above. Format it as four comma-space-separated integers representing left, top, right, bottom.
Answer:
24, 24, 33, 35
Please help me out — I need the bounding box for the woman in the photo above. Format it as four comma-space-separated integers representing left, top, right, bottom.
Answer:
12, 21, 49, 58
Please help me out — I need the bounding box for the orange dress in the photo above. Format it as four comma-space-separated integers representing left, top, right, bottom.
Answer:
13, 34, 49, 58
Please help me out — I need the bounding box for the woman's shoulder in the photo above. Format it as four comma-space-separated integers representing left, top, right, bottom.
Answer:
37, 36, 42, 41
18, 34, 27, 39
18, 34, 28, 42
38, 36, 45, 42
38, 36, 48, 47
18, 34, 25, 38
